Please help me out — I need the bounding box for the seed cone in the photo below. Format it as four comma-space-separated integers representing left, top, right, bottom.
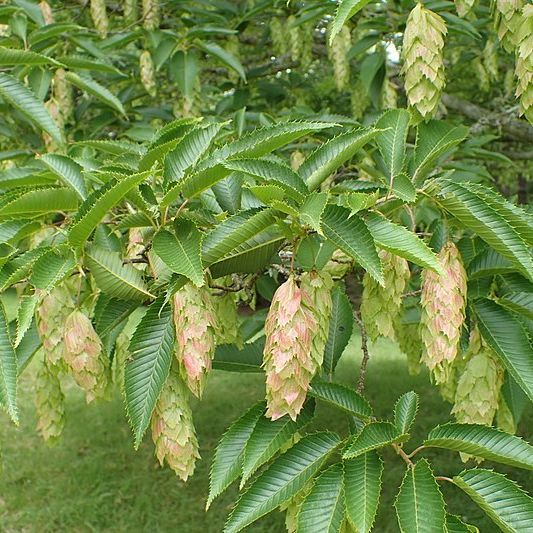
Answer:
151, 369, 200, 481
263, 275, 327, 421
90, 0, 109, 38
514, 4, 533, 125
35, 358, 65, 442
36, 285, 75, 367
328, 25, 351, 91
401, 3, 447, 120
211, 292, 242, 347
173, 283, 217, 398
361, 251, 410, 342
420, 242, 467, 384
494, 0, 524, 53
63, 310, 109, 403
142, 0, 160, 30
140, 50, 157, 96
452, 331, 504, 426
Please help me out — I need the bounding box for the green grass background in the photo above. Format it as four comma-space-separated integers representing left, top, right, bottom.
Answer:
1, 335, 531, 532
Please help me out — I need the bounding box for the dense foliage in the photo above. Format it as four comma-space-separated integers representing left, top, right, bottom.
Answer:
0, 0, 532, 531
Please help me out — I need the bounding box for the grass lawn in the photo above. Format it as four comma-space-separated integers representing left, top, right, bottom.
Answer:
1, 335, 531, 532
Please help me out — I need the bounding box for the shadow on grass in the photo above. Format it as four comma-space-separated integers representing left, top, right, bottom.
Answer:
1, 336, 531, 532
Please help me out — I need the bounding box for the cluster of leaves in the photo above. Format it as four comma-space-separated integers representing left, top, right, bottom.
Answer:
0, 1, 532, 532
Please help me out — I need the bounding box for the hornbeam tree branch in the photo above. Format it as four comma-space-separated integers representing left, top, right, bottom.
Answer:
442, 93, 533, 143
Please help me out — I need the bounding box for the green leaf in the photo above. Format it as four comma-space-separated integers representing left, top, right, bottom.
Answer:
0, 72, 62, 144
224, 432, 340, 533
344, 452, 383, 533
0, 46, 60, 66
309, 380, 373, 420
467, 248, 515, 279
323, 285, 353, 377
171, 50, 199, 99
0, 188, 79, 220
445, 515, 478, 533
153, 220, 204, 287
94, 296, 138, 339
0, 302, 18, 424
202, 208, 277, 266
391, 172, 417, 203
86, 246, 154, 301
375, 109, 410, 179
329, 0, 374, 45
453, 469, 533, 533
300, 128, 379, 191
300, 192, 328, 233
213, 338, 264, 373
14, 294, 39, 348
297, 464, 345, 533
394, 391, 419, 434
321, 205, 383, 285
209, 230, 284, 278
395, 459, 446, 533
212, 175, 242, 214
74, 139, 143, 156
182, 121, 335, 198
57, 55, 125, 76
241, 401, 314, 488
39, 154, 87, 200
124, 298, 175, 448
365, 213, 443, 273
199, 41, 246, 81
207, 402, 265, 509
343, 422, 407, 459
411, 121, 468, 184
223, 159, 307, 201
30, 247, 76, 292
162, 123, 222, 196
0, 247, 49, 292
498, 292, 533, 321
428, 179, 533, 281
69, 171, 149, 248
425, 423, 533, 470
475, 298, 533, 402
65, 71, 125, 115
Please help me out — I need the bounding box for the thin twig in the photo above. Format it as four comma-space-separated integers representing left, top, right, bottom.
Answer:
402, 290, 421, 298
392, 443, 414, 467
407, 445, 426, 459
435, 476, 454, 483
354, 311, 370, 394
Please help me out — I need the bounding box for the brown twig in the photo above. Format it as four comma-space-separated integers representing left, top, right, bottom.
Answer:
392, 443, 414, 467
354, 311, 370, 394
407, 445, 426, 459
435, 476, 454, 483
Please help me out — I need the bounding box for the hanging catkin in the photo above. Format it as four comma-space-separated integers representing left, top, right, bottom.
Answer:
90, 0, 109, 38
39, 1, 54, 24
327, 25, 351, 91
419, 242, 467, 384
401, 3, 447, 120
35, 358, 65, 442
123, 0, 138, 25
142, 0, 160, 31
494, 0, 524, 53
151, 368, 200, 481
173, 283, 217, 398
139, 50, 157, 96
361, 251, 410, 342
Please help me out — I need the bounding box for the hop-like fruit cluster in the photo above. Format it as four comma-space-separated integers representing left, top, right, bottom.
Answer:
36, 285, 75, 367
483, 37, 500, 81
173, 283, 217, 398
514, 4, 533, 125
351, 80, 370, 119
140, 50, 157, 96
63, 310, 109, 403
43, 99, 63, 151
287, 15, 302, 62
270, 18, 286, 57
151, 369, 200, 481
401, 3, 447, 120
452, 331, 504, 426
323, 249, 353, 279
90, 0, 109, 38
53, 68, 74, 124
142, 0, 160, 30
419, 242, 467, 384
494, 0, 524, 53
361, 251, 410, 342
211, 292, 242, 347
39, 1, 54, 24
396, 321, 423, 376
381, 78, 398, 110
328, 25, 351, 91
290, 150, 305, 171
454, 0, 476, 18
496, 395, 516, 434
123, 0, 138, 24
35, 359, 65, 442
263, 273, 331, 421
